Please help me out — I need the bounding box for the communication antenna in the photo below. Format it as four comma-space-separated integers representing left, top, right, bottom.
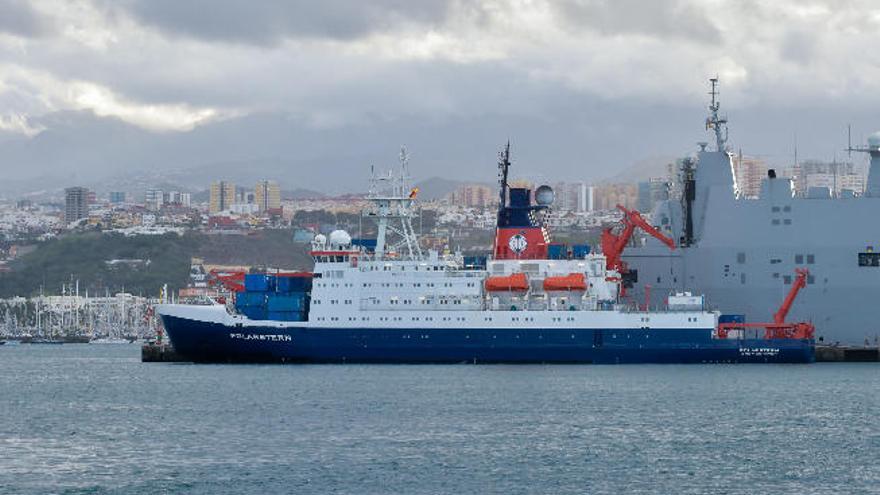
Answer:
705, 77, 728, 152
399, 145, 410, 194
848, 124, 852, 159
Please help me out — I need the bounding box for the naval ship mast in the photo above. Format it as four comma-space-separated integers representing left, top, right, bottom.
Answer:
367, 146, 423, 260
705, 77, 728, 152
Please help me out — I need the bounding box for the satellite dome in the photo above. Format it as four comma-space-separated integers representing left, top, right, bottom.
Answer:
313, 233, 327, 245
328, 229, 352, 247
535, 185, 555, 206
868, 132, 880, 148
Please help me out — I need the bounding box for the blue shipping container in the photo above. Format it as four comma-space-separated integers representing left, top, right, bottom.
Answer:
244, 274, 274, 292
239, 306, 267, 321
548, 243, 567, 260
267, 311, 305, 322
276, 276, 312, 293
572, 244, 591, 258
463, 255, 487, 269
719, 314, 745, 324
267, 294, 305, 312
351, 238, 378, 252
236, 292, 267, 307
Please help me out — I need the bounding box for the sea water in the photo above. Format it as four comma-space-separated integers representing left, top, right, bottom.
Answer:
1, 344, 878, 494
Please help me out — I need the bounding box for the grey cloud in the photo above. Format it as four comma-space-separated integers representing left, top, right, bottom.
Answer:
113, 0, 453, 45
780, 30, 817, 66
0, 0, 52, 37
553, 0, 721, 44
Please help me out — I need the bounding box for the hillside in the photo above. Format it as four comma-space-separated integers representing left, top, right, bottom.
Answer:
0, 230, 314, 298
0, 232, 198, 298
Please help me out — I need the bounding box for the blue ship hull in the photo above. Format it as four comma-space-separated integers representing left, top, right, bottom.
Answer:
160, 315, 815, 364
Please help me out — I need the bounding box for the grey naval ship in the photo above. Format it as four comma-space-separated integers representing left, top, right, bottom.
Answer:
624, 78, 880, 345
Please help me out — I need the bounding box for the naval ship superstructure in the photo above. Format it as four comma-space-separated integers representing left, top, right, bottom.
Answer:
624, 78, 880, 344
156, 146, 814, 363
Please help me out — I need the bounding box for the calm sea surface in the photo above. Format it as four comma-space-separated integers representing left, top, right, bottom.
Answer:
1, 344, 879, 494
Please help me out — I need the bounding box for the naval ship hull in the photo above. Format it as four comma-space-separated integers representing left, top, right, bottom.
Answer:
625, 170, 880, 345
160, 314, 814, 364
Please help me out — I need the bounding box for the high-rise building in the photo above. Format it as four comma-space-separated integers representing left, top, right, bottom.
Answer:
109, 191, 126, 204
593, 184, 638, 211
180, 192, 192, 207
450, 184, 495, 208
578, 184, 595, 212
64, 187, 89, 223
637, 178, 670, 213
210, 181, 236, 213
254, 180, 281, 212
733, 155, 769, 199
145, 189, 164, 211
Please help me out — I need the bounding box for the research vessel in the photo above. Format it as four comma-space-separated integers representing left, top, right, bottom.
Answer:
157, 146, 814, 363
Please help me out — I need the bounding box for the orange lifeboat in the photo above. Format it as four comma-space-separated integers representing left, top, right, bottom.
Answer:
542, 273, 587, 291
485, 273, 529, 291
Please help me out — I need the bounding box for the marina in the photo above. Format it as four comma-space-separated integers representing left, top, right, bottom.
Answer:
0, 291, 159, 342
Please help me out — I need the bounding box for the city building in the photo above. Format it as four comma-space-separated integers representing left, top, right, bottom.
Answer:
254, 180, 281, 212
733, 155, 769, 199
580, 184, 595, 212
109, 191, 126, 204
145, 189, 164, 211
449, 184, 495, 208
210, 181, 236, 213
64, 186, 89, 223
783, 160, 865, 197
593, 184, 638, 211
637, 178, 670, 213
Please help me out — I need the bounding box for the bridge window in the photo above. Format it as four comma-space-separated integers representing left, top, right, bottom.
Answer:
807, 254, 815, 264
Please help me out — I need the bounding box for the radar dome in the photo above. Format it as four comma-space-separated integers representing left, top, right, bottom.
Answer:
868, 132, 880, 148
313, 234, 327, 245
328, 230, 352, 247
535, 185, 555, 206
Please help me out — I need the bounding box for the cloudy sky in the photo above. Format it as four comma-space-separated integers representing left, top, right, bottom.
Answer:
2, 0, 880, 192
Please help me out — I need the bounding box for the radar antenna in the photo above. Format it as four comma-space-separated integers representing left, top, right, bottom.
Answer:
705, 77, 729, 152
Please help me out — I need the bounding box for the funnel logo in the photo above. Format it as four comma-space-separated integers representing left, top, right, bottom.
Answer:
508, 233, 528, 254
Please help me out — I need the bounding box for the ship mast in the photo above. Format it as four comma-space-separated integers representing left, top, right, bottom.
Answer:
498, 141, 511, 209
368, 145, 423, 260
706, 77, 728, 152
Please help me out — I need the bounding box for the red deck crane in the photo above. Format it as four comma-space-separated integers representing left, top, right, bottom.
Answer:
600, 205, 676, 297
717, 268, 815, 340
601, 205, 676, 272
